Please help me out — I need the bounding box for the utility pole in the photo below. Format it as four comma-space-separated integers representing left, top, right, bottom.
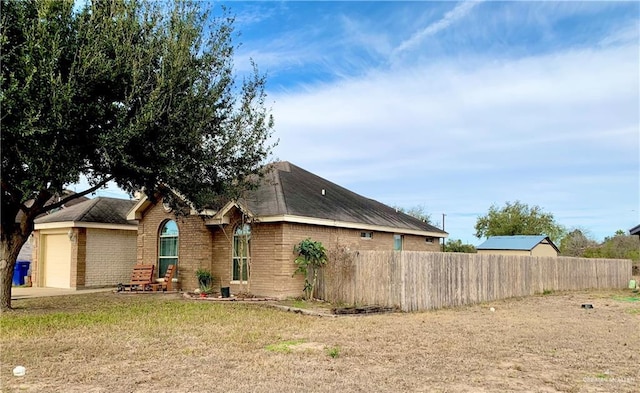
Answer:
442, 213, 446, 252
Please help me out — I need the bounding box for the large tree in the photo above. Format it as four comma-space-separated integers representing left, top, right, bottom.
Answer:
474, 201, 566, 244
559, 228, 599, 257
443, 239, 476, 253
0, 0, 274, 310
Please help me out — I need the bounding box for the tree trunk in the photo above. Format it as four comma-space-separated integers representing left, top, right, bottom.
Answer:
0, 232, 28, 311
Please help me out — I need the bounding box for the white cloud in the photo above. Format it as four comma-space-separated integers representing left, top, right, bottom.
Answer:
270, 37, 638, 242
393, 1, 484, 56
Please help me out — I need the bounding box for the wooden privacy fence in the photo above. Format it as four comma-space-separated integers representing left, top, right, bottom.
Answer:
315, 251, 632, 312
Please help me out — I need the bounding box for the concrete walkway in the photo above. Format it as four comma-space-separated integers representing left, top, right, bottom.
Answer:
11, 286, 115, 300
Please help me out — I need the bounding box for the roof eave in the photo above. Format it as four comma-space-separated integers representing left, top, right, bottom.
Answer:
34, 221, 138, 231
254, 214, 448, 238
204, 200, 254, 226
126, 196, 152, 220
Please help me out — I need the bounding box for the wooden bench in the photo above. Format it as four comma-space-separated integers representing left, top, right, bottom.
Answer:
150, 264, 176, 292
121, 264, 155, 292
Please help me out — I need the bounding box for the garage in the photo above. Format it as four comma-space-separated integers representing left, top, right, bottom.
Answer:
31, 197, 138, 289
41, 232, 72, 288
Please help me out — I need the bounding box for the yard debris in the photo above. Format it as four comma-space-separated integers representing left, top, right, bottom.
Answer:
12, 366, 25, 377
332, 305, 396, 315
581, 304, 594, 309
490, 307, 496, 312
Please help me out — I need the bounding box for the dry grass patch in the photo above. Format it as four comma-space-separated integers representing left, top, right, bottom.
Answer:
1, 290, 639, 392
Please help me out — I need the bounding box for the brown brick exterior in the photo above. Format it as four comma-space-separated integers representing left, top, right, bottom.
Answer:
30, 231, 40, 286
137, 200, 442, 298
31, 227, 136, 289
70, 227, 86, 288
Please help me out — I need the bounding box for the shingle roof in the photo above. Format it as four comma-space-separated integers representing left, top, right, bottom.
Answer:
35, 197, 137, 225
241, 161, 446, 235
16, 190, 89, 223
476, 235, 556, 251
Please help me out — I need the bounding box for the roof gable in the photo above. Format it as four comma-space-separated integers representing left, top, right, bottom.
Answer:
477, 235, 558, 252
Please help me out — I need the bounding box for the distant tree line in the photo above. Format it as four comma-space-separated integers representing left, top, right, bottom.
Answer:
396, 201, 639, 262
560, 229, 639, 261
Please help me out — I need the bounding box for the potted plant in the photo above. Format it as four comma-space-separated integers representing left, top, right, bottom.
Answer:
195, 268, 213, 297
195, 268, 213, 288
199, 284, 213, 298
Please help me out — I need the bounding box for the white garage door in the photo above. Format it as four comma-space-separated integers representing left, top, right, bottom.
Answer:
42, 233, 72, 288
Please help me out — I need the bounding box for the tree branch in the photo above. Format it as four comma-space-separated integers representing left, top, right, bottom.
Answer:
41, 175, 117, 213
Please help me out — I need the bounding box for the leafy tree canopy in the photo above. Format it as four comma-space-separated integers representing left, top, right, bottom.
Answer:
474, 201, 566, 244
0, 0, 274, 310
583, 231, 639, 261
443, 239, 477, 253
558, 228, 599, 257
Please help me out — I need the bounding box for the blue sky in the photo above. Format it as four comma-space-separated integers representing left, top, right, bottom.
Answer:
91, 1, 639, 245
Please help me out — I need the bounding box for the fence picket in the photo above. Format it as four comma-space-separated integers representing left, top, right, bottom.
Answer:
317, 251, 632, 312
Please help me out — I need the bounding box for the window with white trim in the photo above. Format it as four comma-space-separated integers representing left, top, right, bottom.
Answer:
360, 231, 373, 239
393, 234, 403, 251
232, 224, 250, 281
158, 220, 178, 278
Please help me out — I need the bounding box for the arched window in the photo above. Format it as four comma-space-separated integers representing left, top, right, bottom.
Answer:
232, 224, 250, 281
159, 220, 178, 278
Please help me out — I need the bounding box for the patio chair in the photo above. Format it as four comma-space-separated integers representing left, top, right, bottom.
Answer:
119, 264, 155, 292
150, 264, 176, 292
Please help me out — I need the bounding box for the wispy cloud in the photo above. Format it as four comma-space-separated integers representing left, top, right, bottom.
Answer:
270, 31, 638, 241
393, 1, 484, 56
91, 1, 640, 243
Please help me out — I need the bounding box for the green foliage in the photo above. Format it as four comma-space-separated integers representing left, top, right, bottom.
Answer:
264, 339, 306, 354
195, 268, 213, 282
293, 239, 328, 300
195, 268, 213, 290
443, 239, 476, 253
583, 232, 640, 261
326, 346, 341, 358
559, 229, 599, 257
559, 229, 639, 261
0, 0, 274, 310
474, 201, 566, 244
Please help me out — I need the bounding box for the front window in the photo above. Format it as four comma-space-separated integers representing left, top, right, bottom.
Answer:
159, 220, 178, 278
393, 234, 403, 251
232, 224, 250, 281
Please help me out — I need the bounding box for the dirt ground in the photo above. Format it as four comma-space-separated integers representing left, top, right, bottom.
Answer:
1, 289, 639, 393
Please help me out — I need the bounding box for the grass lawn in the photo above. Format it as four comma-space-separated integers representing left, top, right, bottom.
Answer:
1, 290, 639, 392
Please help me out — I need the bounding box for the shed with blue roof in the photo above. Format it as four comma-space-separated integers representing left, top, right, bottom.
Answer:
476, 235, 559, 257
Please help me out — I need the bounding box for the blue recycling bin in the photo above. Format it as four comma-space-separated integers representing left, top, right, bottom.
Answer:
12, 261, 30, 286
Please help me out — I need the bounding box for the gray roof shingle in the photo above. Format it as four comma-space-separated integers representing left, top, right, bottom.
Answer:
35, 197, 137, 225
242, 162, 446, 235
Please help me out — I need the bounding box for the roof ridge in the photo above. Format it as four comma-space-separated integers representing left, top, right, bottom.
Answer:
75, 197, 102, 222
272, 164, 288, 214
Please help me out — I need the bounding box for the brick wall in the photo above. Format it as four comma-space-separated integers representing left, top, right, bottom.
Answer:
70, 227, 86, 288
137, 201, 213, 291
272, 223, 441, 298
30, 230, 40, 287
136, 200, 442, 298
85, 228, 137, 287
